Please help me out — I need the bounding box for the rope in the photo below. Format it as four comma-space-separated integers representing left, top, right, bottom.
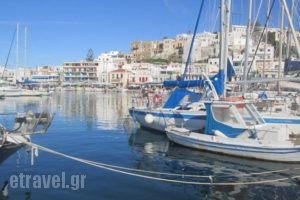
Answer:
10, 137, 300, 186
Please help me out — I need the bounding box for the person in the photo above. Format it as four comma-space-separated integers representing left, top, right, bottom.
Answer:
153, 91, 163, 107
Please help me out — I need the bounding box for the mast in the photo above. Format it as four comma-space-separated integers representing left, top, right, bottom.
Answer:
276, 1, 285, 93
218, 0, 230, 97
286, 0, 295, 58
25, 26, 28, 67
243, 0, 252, 93
281, 0, 300, 58
16, 23, 19, 68
278, 2, 284, 79
219, 0, 225, 69
224, 0, 231, 98
219, 0, 225, 94
24, 26, 27, 66
263, 0, 270, 78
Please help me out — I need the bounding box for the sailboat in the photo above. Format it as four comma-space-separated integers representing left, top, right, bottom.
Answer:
129, 73, 221, 132
128, 1, 228, 132
165, 100, 300, 162
165, 0, 300, 162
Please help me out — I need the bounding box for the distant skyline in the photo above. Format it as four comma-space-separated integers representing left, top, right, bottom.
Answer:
0, 0, 296, 67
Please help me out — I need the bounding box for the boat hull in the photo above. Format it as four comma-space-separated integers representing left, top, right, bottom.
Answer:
166, 127, 300, 162
129, 107, 206, 132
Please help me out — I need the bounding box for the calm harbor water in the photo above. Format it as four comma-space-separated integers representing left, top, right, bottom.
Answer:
1, 91, 300, 200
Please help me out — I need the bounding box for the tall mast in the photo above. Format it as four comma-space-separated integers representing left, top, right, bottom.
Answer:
263, 0, 270, 78
219, 0, 230, 97
286, 0, 295, 58
243, 0, 252, 93
16, 23, 19, 68
219, 0, 225, 95
278, 2, 284, 79
224, 0, 231, 97
219, 0, 225, 74
25, 26, 28, 67
281, 0, 300, 58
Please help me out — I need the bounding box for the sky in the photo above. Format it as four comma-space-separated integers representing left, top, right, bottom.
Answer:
0, 0, 296, 67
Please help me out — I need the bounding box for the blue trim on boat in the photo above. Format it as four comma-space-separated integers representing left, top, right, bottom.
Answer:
264, 118, 300, 124
129, 108, 206, 120
176, 134, 300, 154
130, 108, 300, 124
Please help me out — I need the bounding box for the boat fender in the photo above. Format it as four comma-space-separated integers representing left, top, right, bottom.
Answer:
145, 114, 154, 124
214, 130, 228, 138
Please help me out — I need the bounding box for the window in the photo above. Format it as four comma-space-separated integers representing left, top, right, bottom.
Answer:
212, 105, 239, 125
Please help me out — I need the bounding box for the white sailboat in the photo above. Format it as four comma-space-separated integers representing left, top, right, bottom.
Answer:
129, 1, 223, 132
165, 0, 300, 162
165, 100, 300, 162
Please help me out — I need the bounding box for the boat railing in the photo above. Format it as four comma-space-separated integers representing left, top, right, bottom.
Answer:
11, 111, 54, 135
131, 88, 167, 109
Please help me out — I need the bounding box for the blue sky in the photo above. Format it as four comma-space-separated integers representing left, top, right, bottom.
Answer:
0, 0, 295, 67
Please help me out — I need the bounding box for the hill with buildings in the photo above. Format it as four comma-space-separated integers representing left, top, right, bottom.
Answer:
1, 25, 299, 90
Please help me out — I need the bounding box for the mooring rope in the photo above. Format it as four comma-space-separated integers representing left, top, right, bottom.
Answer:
10, 136, 300, 186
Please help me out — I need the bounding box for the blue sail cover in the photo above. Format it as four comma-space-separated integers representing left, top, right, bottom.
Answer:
163, 79, 204, 88
227, 58, 235, 80
162, 88, 201, 109
211, 70, 225, 96
163, 58, 233, 96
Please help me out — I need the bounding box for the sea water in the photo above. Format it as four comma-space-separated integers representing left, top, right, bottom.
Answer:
0, 91, 300, 200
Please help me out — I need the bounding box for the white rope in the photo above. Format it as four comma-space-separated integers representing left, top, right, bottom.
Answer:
14, 139, 300, 186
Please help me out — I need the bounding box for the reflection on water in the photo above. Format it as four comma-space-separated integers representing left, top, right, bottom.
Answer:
126, 123, 300, 199
55, 91, 134, 130
1, 91, 300, 199
0, 91, 134, 131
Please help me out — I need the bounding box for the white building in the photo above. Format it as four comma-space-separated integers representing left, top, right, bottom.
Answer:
96, 51, 127, 83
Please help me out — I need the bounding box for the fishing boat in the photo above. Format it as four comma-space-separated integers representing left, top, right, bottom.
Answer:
165, 100, 300, 162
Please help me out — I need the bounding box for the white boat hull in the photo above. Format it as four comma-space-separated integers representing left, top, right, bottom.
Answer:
129, 107, 206, 132
166, 126, 300, 162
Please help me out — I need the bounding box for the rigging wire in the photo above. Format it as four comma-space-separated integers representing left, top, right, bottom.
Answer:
2, 28, 17, 80
250, 0, 263, 35
182, 0, 205, 81
246, 0, 276, 77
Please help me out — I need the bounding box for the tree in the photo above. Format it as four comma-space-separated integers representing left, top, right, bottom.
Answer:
86, 49, 94, 61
